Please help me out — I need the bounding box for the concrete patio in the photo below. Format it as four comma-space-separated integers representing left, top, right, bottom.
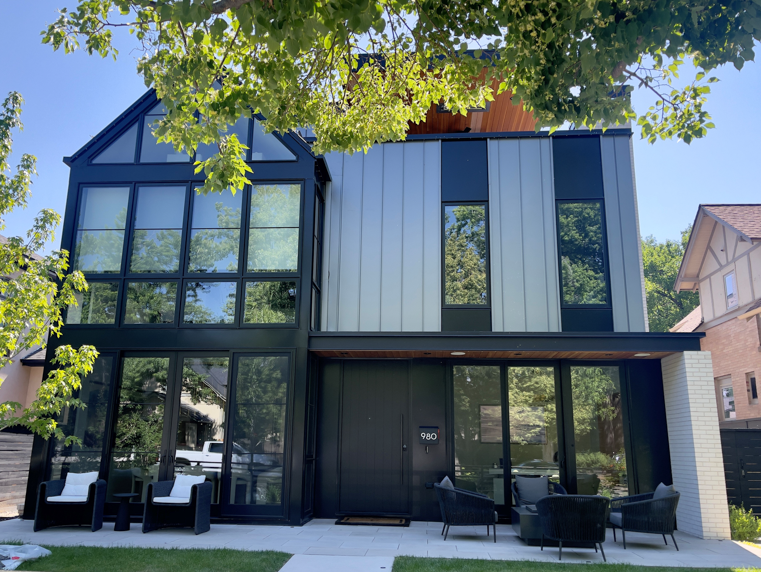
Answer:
0, 518, 759, 570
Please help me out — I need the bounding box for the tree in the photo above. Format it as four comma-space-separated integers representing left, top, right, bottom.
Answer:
0, 92, 97, 443
642, 227, 700, 332
43, 0, 761, 194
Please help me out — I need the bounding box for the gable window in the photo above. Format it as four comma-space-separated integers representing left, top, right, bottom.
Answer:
747, 373, 758, 405
557, 201, 610, 306
724, 271, 738, 310
91, 124, 137, 164
443, 204, 488, 305
139, 102, 191, 163
717, 376, 736, 420
72, 186, 130, 273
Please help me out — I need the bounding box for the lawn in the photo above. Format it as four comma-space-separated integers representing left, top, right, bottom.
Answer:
391, 557, 761, 572
15, 546, 291, 572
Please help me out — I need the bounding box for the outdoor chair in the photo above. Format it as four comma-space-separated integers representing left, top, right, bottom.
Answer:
608, 483, 680, 550
434, 481, 497, 542
511, 475, 567, 507
34, 471, 106, 532
142, 474, 212, 534
535, 494, 610, 562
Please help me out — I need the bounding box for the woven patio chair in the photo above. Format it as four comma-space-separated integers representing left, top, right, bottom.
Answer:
511, 475, 567, 507
608, 484, 680, 550
434, 482, 497, 542
536, 494, 610, 562
34, 472, 107, 532
142, 475, 212, 535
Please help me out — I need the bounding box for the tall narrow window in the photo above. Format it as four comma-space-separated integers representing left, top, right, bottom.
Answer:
443, 204, 488, 305
717, 376, 736, 420
747, 373, 758, 405
139, 102, 190, 163
248, 184, 301, 273
130, 186, 186, 273
725, 271, 738, 310
311, 190, 325, 330
72, 186, 130, 273
557, 201, 609, 305
187, 188, 243, 273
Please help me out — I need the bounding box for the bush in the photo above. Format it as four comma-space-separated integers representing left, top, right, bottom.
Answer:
729, 503, 761, 542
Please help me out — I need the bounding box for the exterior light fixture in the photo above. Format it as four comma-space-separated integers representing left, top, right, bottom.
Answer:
451, 352, 466, 356
633, 353, 651, 357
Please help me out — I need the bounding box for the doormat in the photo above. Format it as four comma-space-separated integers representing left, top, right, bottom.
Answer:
335, 516, 410, 527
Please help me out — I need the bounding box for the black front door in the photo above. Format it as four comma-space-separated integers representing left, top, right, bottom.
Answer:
338, 361, 410, 515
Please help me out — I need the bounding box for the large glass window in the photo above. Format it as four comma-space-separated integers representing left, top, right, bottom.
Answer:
124, 281, 178, 324
187, 188, 242, 273
183, 281, 237, 324
139, 102, 190, 163
66, 282, 119, 325
250, 119, 296, 161
107, 357, 169, 502
130, 186, 186, 273
557, 202, 609, 305
91, 123, 138, 164
49, 356, 113, 480
507, 367, 560, 501
453, 365, 503, 505
570, 366, 628, 497
174, 357, 229, 504
243, 281, 296, 324
444, 204, 488, 305
248, 184, 301, 273
73, 186, 130, 273
230, 355, 289, 507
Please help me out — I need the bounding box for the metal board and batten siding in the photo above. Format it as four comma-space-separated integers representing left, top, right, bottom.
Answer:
721, 429, 761, 514
487, 138, 561, 332
601, 135, 648, 332
322, 142, 441, 332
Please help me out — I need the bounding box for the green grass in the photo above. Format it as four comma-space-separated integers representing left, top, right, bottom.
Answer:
15, 546, 291, 572
391, 557, 761, 572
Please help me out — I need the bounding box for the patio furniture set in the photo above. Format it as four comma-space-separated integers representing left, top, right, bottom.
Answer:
33, 472, 212, 535
434, 475, 680, 562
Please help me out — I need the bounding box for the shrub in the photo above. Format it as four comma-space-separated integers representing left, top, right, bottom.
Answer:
729, 503, 761, 542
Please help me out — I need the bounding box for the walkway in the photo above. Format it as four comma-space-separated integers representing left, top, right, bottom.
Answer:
0, 518, 759, 569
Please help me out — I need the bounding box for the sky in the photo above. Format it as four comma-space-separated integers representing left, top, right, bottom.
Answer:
1, 2, 760, 253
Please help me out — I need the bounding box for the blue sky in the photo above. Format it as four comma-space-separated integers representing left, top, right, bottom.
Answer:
2, 2, 760, 252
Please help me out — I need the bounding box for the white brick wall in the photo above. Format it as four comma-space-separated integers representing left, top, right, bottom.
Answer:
661, 351, 731, 539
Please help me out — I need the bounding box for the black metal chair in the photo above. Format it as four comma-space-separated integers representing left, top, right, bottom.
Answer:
142, 480, 212, 535
609, 491, 680, 550
535, 494, 610, 562
511, 477, 567, 507
34, 478, 107, 532
433, 483, 497, 543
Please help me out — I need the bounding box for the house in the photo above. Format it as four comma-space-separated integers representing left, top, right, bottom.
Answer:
672, 205, 761, 424
23, 88, 730, 540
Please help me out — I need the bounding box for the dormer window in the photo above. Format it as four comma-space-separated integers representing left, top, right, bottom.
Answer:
724, 271, 738, 310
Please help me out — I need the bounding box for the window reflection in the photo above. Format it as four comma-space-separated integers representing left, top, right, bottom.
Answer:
243, 281, 296, 324
570, 366, 628, 497
251, 120, 296, 161
444, 204, 488, 305
92, 123, 138, 164
183, 281, 237, 324
73, 186, 129, 273
453, 365, 503, 504
124, 281, 178, 324
558, 202, 608, 305
130, 186, 186, 273
248, 185, 301, 273
188, 188, 242, 273
139, 102, 190, 163
195, 116, 250, 162
66, 282, 119, 325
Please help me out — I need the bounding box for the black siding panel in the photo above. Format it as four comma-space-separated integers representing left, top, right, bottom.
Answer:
441, 140, 488, 202
441, 308, 492, 332
552, 136, 604, 200
560, 308, 613, 332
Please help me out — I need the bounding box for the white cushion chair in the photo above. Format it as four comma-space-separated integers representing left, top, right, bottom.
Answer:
34, 471, 107, 532
142, 474, 212, 534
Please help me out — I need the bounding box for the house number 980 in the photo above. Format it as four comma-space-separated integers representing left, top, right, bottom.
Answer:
421, 432, 437, 441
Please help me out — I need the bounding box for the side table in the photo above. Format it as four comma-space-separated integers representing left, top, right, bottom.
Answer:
113, 493, 139, 531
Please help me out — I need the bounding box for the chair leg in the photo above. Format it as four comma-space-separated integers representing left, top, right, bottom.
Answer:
493, 525, 496, 543
599, 543, 606, 563
612, 527, 616, 542
671, 534, 679, 551
663, 534, 668, 545
558, 540, 562, 561
487, 525, 489, 537
540, 534, 544, 551
594, 544, 598, 552
444, 525, 450, 541
441, 523, 446, 536
622, 529, 626, 550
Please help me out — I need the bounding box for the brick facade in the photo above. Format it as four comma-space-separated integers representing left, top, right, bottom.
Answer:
700, 315, 761, 421
661, 351, 732, 540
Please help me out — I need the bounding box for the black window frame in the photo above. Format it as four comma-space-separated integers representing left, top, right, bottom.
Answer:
441, 201, 491, 309
555, 198, 613, 310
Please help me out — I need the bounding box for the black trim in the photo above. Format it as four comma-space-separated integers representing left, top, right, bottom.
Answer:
405, 129, 631, 142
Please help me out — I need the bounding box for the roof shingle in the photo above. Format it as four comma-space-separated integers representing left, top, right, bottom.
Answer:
702, 204, 761, 240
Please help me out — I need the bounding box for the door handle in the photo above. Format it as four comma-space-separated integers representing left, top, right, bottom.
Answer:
400, 414, 404, 484
741, 460, 746, 478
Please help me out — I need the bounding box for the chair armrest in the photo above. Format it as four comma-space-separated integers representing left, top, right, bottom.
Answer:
191, 482, 212, 505
551, 483, 568, 495
454, 486, 490, 499
39, 480, 65, 500
619, 494, 679, 532
89, 480, 107, 503
610, 492, 653, 510
146, 480, 174, 501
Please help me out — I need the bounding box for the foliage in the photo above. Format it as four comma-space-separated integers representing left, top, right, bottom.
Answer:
0, 92, 97, 443
15, 546, 291, 572
642, 227, 700, 332
42, 0, 761, 194
729, 503, 761, 542
558, 203, 607, 305
444, 205, 487, 305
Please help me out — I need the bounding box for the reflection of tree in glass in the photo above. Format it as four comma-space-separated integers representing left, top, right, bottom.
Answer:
558, 203, 607, 305
570, 367, 618, 434
508, 367, 556, 446
130, 229, 182, 273
181, 358, 227, 410
444, 205, 487, 305
73, 207, 128, 272
183, 282, 236, 324
244, 282, 296, 323
124, 282, 177, 324
248, 185, 300, 273
68, 282, 119, 324
189, 201, 242, 273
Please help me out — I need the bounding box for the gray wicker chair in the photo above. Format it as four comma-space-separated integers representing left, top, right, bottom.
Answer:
609, 490, 680, 550
433, 483, 497, 542
511, 477, 567, 507
535, 495, 610, 562
34, 478, 107, 532
142, 480, 212, 534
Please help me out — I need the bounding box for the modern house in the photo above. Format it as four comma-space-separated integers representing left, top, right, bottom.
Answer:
672, 205, 761, 425
23, 89, 731, 540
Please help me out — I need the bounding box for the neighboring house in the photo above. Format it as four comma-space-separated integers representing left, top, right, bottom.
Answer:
672, 205, 761, 424
22, 88, 730, 541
